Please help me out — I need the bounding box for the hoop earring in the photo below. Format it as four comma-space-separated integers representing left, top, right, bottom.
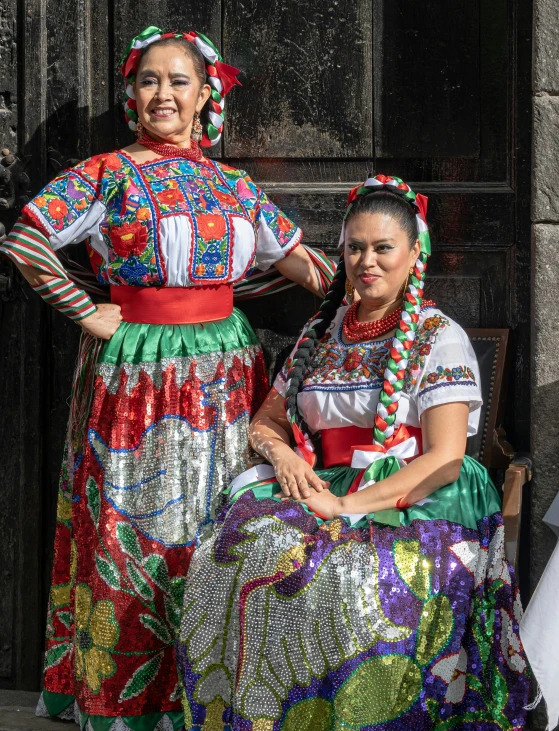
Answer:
191, 113, 203, 142
345, 279, 355, 303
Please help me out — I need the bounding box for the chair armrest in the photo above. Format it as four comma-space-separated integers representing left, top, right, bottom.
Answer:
502, 456, 532, 572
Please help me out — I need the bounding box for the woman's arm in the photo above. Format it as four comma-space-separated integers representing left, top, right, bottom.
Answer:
250, 387, 330, 500
273, 245, 322, 297
15, 262, 122, 340
303, 401, 469, 519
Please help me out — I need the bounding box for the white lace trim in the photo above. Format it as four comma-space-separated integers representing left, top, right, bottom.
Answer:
36, 692, 184, 730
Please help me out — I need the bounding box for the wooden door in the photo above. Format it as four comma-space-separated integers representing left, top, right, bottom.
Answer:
0, 0, 531, 689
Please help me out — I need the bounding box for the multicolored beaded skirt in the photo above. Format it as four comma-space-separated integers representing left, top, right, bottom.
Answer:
176, 456, 530, 730
37, 309, 269, 731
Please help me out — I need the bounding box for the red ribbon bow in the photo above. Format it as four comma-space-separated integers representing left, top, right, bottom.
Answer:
215, 60, 242, 95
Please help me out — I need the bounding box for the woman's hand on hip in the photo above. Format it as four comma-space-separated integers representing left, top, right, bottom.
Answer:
79, 303, 123, 340
272, 446, 330, 501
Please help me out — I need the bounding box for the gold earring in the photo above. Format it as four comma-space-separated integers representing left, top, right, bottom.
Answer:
191, 113, 203, 142
402, 267, 413, 297
345, 279, 355, 303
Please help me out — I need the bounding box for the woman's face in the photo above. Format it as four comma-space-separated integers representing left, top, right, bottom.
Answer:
344, 211, 421, 307
134, 44, 211, 143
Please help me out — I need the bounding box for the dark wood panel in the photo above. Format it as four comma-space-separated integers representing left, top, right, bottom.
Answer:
224, 0, 373, 158
373, 0, 480, 159
112, 0, 223, 151
254, 184, 515, 253
46, 0, 92, 161
0, 0, 18, 150
0, 274, 46, 689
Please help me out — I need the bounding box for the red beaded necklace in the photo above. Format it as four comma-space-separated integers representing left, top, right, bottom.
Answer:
137, 128, 203, 162
342, 300, 436, 343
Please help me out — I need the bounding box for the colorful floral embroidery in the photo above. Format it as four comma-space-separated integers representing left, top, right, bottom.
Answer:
279, 326, 389, 392
110, 221, 148, 258
27, 173, 96, 232
25, 153, 300, 287
420, 364, 477, 393
258, 188, 299, 247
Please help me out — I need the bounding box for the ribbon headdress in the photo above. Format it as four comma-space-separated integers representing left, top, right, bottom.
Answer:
120, 25, 241, 147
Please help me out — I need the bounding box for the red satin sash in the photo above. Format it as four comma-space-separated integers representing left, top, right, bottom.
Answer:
110, 284, 233, 325
320, 425, 423, 467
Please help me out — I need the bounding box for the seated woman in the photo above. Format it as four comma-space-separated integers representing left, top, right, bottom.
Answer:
175, 176, 530, 729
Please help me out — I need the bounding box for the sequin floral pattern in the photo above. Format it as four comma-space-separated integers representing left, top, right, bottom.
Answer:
39, 314, 270, 728
176, 477, 529, 729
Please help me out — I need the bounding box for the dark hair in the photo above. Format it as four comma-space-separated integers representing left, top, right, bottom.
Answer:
346, 190, 418, 248
284, 188, 419, 444
139, 37, 206, 86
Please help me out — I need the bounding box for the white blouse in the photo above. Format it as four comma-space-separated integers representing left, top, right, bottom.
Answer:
274, 306, 482, 436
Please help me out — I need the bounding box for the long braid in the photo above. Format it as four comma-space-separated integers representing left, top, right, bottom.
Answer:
284, 256, 347, 458
374, 250, 428, 446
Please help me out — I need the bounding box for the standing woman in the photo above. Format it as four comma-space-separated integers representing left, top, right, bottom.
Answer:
0, 26, 329, 731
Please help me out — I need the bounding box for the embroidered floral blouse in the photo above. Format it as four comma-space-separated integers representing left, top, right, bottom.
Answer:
274, 306, 482, 435
22, 151, 302, 287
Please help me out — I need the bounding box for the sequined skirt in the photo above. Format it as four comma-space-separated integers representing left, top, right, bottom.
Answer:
176, 457, 530, 729
39, 309, 269, 730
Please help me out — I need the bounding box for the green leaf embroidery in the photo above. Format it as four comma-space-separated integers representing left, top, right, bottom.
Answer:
164, 595, 181, 631
96, 554, 121, 590
116, 522, 143, 563
415, 594, 454, 666
426, 698, 440, 722
394, 540, 431, 600
119, 652, 163, 701
126, 560, 154, 601
86, 477, 100, 526
56, 611, 73, 630
143, 554, 172, 595
139, 614, 173, 644
171, 576, 186, 609
44, 642, 72, 670
489, 661, 509, 712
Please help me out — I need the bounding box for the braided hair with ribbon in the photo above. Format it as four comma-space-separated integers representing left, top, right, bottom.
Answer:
120, 25, 241, 147
284, 174, 431, 466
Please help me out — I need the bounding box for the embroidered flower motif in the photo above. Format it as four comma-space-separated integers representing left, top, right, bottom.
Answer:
277, 215, 293, 233
136, 207, 151, 220
197, 214, 227, 241
343, 351, 362, 372
83, 153, 122, 179
213, 189, 238, 207
215, 264, 225, 276
195, 264, 206, 276
110, 221, 148, 257
157, 188, 185, 207
423, 316, 442, 331
419, 344, 432, 357
421, 365, 476, 389
74, 584, 119, 694
48, 198, 69, 220
431, 648, 468, 704
499, 608, 526, 673
35, 196, 47, 208
235, 178, 254, 200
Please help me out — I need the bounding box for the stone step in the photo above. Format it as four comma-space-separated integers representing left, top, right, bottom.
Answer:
0, 690, 72, 730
